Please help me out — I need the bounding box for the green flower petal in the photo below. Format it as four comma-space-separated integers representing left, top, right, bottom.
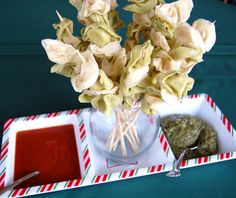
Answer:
78, 92, 96, 103
53, 17, 74, 41
125, 40, 154, 88
170, 46, 203, 62
152, 16, 174, 39
50, 63, 75, 78
124, 0, 158, 14
159, 72, 194, 98
141, 97, 157, 115
91, 94, 122, 116
83, 23, 121, 47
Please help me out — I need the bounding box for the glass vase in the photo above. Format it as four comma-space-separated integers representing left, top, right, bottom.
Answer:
89, 106, 160, 163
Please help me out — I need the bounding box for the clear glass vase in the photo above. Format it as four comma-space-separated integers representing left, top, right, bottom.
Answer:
89, 107, 160, 163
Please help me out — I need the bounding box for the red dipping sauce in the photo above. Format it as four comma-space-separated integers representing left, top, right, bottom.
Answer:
14, 124, 81, 188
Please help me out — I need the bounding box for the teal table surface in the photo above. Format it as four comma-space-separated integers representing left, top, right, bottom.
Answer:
1, 0, 236, 197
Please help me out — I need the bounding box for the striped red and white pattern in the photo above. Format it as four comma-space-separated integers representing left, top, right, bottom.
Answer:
190, 93, 200, 99
149, 165, 164, 173
0, 140, 9, 162
93, 174, 110, 183
180, 160, 188, 167
3, 118, 15, 132
0, 171, 6, 189
10, 188, 29, 197
196, 156, 209, 165
206, 95, 215, 109
205, 94, 233, 135
222, 114, 232, 133
218, 152, 231, 160
26, 115, 37, 121
83, 147, 91, 171
80, 122, 86, 141
46, 112, 60, 118
79, 121, 91, 172
120, 169, 136, 179
66, 179, 82, 188
68, 109, 81, 115
159, 131, 169, 155
41, 183, 56, 193
0, 140, 9, 188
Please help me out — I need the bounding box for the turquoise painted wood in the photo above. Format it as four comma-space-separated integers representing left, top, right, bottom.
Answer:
1, 0, 236, 197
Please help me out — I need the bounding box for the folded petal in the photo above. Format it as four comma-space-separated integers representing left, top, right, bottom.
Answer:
155, 0, 193, 26
141, 93, 163, 115
174, 23, 205, 52
192, 19, 216, 52
125, 40, 154, 88
159, 72, 194, 104
83, 22, 121, 47
133, 9, 155, 26
150, 29, 170, 51
50, 63, 75, 78
124, 0, 158, 14
71, 50, 99, 92
91, 94, 122, 115
89, 41, 122, 58
101, 48, 127, 81
41, 39, 77, 65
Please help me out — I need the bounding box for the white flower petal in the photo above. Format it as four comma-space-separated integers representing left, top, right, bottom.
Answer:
174, 23, 205, 52
155, 0, 193, 26
193, 19, 216, 52
150, 29, 170, 51
125, 66, 149, 88
80, 0, 111, 17
71, 50, 99, 92
89, 41, 122, 58
41, 39, 77, 65
161, 89, 179, 105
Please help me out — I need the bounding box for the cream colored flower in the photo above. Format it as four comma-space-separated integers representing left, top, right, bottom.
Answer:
192, 19, 216, 52
151, 49, 182, 73
180, 59, 199, 74
101, 48, 127, 81
125, 67, 149, 88
89, 41, 122, 58
159, 72, 194, 104
174, 23, 205, 52
143, 94, 163, 111
170, 46, 203, 62
81, 69, 119, 97
71, 50, 99, 92
80, 0, 111, 17
83, 23, 121, 47
124, 0, 158, 14
155, 0, 193, 26
84, 86, 118, 96
160, 89, 179, 105
41, 39, 77, 65
91, 94, 122, 115
150, 29, 170, 51
125, 40, 154, 88
133, 9, 155, 26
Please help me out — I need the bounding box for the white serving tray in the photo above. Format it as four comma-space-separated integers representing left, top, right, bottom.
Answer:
0, 94, 235, 197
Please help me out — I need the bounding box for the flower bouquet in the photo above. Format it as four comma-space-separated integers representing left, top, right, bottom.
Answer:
42, 0, 216, 160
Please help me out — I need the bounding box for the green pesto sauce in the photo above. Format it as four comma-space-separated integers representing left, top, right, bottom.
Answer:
161, 115, 218, 160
